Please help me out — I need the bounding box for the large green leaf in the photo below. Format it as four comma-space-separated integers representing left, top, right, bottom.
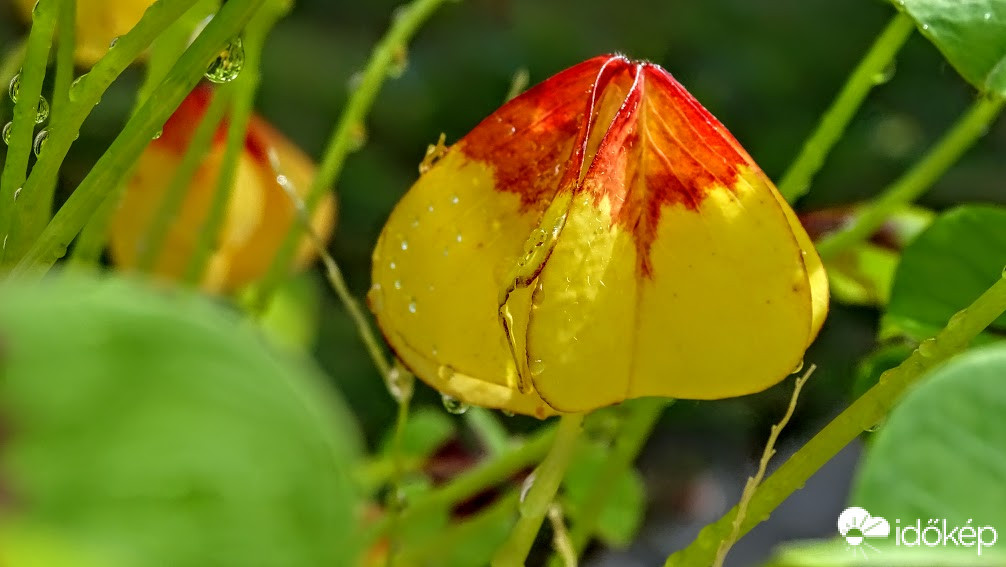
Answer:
562, 440, 645, 548
892, 0, 1006, 95
0, 274, 362, 567
850, 343, 1006, 546
883, 204, 1006, 341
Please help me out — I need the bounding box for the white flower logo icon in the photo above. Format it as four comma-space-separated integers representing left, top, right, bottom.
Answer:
838, 506, 890, 558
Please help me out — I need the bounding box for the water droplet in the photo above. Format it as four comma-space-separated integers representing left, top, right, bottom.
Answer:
109, 36, 119, 48
441, 392, 469, 415
152, 129, 162, 140
456, 232, 463, 243
346, 71, 364, 92
1002, 264, 1006, 278
2, 121, 11, 145
69, 75, 86, 102
791, 359, 805, 374
502, 410, 515, 417
451, 194, 459, 205
864, 421, 882, 433
388, 44, 408, 78
922, 24, 929, 31
871, 62, 896, 85
408, 299, 417, 313
529, 359, 545, 376
427, 204, 434, 213
386, 364, 414, 403
918, 338, 937, 357
410, 217, 420, 228
948, 309, 968, 329
13, 187, 21, 202
34, 96, 49, 124
438, 365, 455, 380
8, 72, 19, 103
400, 240, 408, 251
204, 37, 245, 84
393, 279, 402, 290
441, 247, 449, 257
33, 129, 48, 157
985, 12, 992, 21
519, 471, 536, 504
389, 260, 397, 270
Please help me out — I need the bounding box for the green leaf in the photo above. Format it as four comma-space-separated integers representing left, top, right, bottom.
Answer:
765, 538, 1006, 566
0, 274, 363, 567
892, 0, 1006, 95
851, 343, 1006, 533
240, 274, 324, 352
380, 407, 456, 460
827, 243, 900, 306
562, 440, 645, 548
883, 204, 1006, 341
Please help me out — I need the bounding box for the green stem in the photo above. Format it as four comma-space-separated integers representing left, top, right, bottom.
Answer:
70, 0, 221, 268
131, 89, 233, 272
250, 0, 456, 311
383, 386, 414, 567
183, 5, 281, 286
365, 424, 558, 544
815, 94, 1004, 260
777, 12, 914, 202
666, 275, 1006, 566
548, 398, 670, 566
396, 492, 520, 565
492, 413, 585, 567
0, 38, 28, 126
2, 0, 202, 267
0, 0, 59, 266
36, 0, 75, 218
10, 0, 266, 280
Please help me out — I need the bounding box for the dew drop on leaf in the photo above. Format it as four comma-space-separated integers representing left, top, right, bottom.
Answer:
2, 121, 11, 145
917, 338, 937, 357
204, 37, 245, 84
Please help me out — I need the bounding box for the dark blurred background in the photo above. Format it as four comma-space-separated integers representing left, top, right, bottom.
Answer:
2, 1, 1005, 565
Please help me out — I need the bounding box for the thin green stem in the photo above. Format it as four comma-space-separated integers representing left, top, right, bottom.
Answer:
2, 0, 202, 268
816, 94, 1004, 260
383, 390, 415, 566
183, 2, 285, 286
548, 398, 670, 566
777, 12, 914, 202
0, 0, 59, 266
70, 1, 220, 268
35, 0, 75, 218
0, 39, 28, 126
396, 492, 520, 566
492, 413, 586, 567
10, 0, 267, 280
251, 0, 456, 311
666, 275, 1006, 566
366, 424, 558, 544
135, 89, 233, 272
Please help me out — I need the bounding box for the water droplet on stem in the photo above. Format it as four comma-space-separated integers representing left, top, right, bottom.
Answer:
441, 393, 469, 415
205, 37, 245, 84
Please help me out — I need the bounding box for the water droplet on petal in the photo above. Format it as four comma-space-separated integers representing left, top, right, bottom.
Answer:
529, 359, 545, 376
408, 299, 417, 314
400, 240, 408, 251
389, 260, 397, 270
34, 96, 49, 124
33, 129, 48, 157
2, 121, 11, 145
502, 410, 515, 417
204, 37, 245, 84
451, 194, 459, 205
8, 72, 19, 103
456, 232, 463, 243
791, 359, 804, 374
410, 217, 420, 228
441, 392, 468, 415
393, 279, 402, 290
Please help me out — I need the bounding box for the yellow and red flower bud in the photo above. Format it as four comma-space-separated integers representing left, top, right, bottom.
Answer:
14, 0, 155, 66
370, 55, 828, 417
109, 85, 337, 293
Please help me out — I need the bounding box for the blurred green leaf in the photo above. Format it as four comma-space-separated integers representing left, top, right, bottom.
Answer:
883, 204, 1006, 341
0, 274, 363, 567
827, 243, 900, 306
766, 538, 1006, 566
241, 273, 324, 352
851, 343, 1006, 529
380, 407, 455, 460
892, 0, 1006, 94
562, 440, 645, 548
